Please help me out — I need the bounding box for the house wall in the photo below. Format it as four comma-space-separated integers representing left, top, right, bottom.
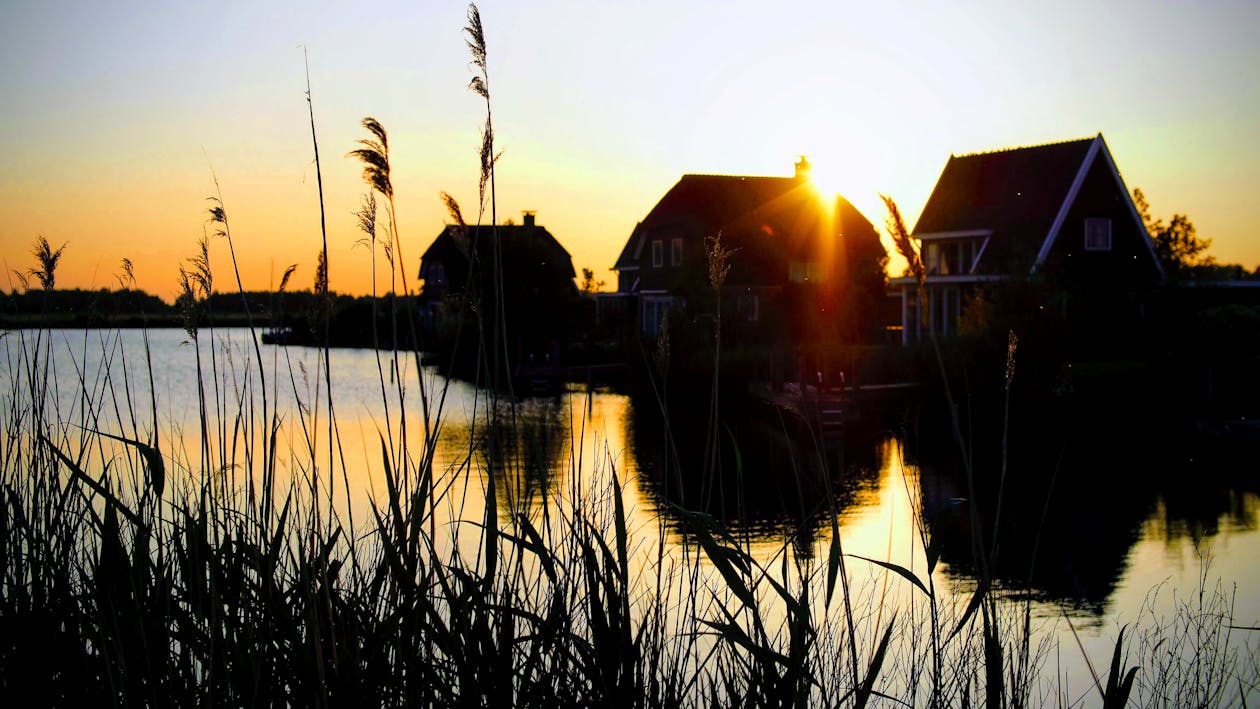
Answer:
628, 225, 707, 295
1042, 156, 1161, 349
1043, 157, 1160, 288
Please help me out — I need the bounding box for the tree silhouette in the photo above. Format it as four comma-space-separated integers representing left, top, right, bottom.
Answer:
1134, 188, 1211, 279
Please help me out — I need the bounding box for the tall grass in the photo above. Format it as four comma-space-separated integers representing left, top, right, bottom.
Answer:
1, 4, 1258, 707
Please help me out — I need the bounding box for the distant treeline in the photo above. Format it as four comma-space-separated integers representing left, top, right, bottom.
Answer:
0, 288, 178, 328
0, 288, 409, 339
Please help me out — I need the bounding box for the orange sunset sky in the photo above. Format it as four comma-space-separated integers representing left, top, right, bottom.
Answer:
2, 0, 1258, 300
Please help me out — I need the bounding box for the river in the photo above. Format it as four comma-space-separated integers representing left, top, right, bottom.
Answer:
4, 326, 1257, 704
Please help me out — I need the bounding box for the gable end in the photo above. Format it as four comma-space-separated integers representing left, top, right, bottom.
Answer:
1032, 135, 1164, 279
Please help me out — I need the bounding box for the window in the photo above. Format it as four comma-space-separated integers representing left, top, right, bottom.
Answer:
926, 239, 982, 275
670, 238, 683, 266
427, 262, 446, 286
737, 293, 759, 322
789, 261, 824, 283
651, 240, 664, 268
642, 297, 672, 336
1085, 218, 1112, 251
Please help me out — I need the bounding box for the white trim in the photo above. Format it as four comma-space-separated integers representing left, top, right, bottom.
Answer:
638, 288, 669, 295
890, 274, 1007, 286
971, 236, 991, 273
915, 229, 995, 241
630, 224, 646, 260
1099, 136, 1165, 280
1031, 134, 1164, 279
615, 265, 640, 272
1033, 136, 1101, 272
900, 288, 908, 346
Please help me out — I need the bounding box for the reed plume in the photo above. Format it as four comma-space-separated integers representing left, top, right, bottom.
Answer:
191, 233, 213, 297
10, 270, 30, 292
354, 193, 378, 249
117, 257, 136, 290
880, 193, 923, 285
349, 118, 413, 302
313, 252, 327, 297
705, 230, 734, 291
29, 236, 66, 291
177, 267, 198, 339
441, 190, 471, 256
274, 263, 296, 295
348, 118, 393, 199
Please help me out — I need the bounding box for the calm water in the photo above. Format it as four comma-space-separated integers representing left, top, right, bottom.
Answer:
5, 327, 1258, 700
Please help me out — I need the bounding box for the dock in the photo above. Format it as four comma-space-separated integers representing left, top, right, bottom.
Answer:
749, 381, 921, 438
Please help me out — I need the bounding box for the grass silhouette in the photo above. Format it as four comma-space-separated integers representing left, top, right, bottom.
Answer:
0, 4, 1257, 707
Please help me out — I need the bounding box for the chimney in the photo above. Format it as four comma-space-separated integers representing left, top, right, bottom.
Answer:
794, 156, 812, 180
522, 210, 536, 228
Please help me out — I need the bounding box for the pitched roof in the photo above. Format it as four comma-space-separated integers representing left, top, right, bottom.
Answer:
916, 137, 1092, 232
421, 222, 575, 279
912, 134, 1161, 277
614, 173, 826, 270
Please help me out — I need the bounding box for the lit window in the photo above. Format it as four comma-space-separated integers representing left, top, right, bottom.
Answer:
1085, 218, 1112, 251
789, 261, 823, 283
651, 240, 664, 268
670, 238, 683, 266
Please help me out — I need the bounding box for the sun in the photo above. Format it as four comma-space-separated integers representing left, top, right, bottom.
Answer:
800, 155, 849, 202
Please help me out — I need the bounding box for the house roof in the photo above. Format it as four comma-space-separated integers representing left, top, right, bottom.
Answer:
913, 134, 1162, 278
614, 172, 831, 271
420, 222, 575, 279
915, 137, 1095, 274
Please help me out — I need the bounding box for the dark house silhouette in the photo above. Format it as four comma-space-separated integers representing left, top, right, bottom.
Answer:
892, 134, 1163, 346
611, 159, 886, 348
418, 212, 577, 379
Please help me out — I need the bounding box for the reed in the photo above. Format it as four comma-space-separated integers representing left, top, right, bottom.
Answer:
2, 248, 1258, 708
2, 6, 1258, 707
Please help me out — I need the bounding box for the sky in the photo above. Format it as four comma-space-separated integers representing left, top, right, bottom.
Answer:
2, 0, 1258, 299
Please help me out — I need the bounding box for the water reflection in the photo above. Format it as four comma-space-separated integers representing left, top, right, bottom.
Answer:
479, 397, 571, 516
5, 328, 1259, 621
902, 405, 1260, 613
625, 397, 893, 560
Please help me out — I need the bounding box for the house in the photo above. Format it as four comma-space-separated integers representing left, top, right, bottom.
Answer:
891, 134, 1163, 346
418, 212, 577, 380
611, 158, 886, 347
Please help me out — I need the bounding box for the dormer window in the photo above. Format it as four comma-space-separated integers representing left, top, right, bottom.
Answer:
651, 240, 664, 268
1084, 218, 1112, 251
670, 238, 683, 266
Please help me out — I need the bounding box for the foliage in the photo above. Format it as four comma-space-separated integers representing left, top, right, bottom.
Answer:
580, 267, 606, 294
1134, 187, 1259, 281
